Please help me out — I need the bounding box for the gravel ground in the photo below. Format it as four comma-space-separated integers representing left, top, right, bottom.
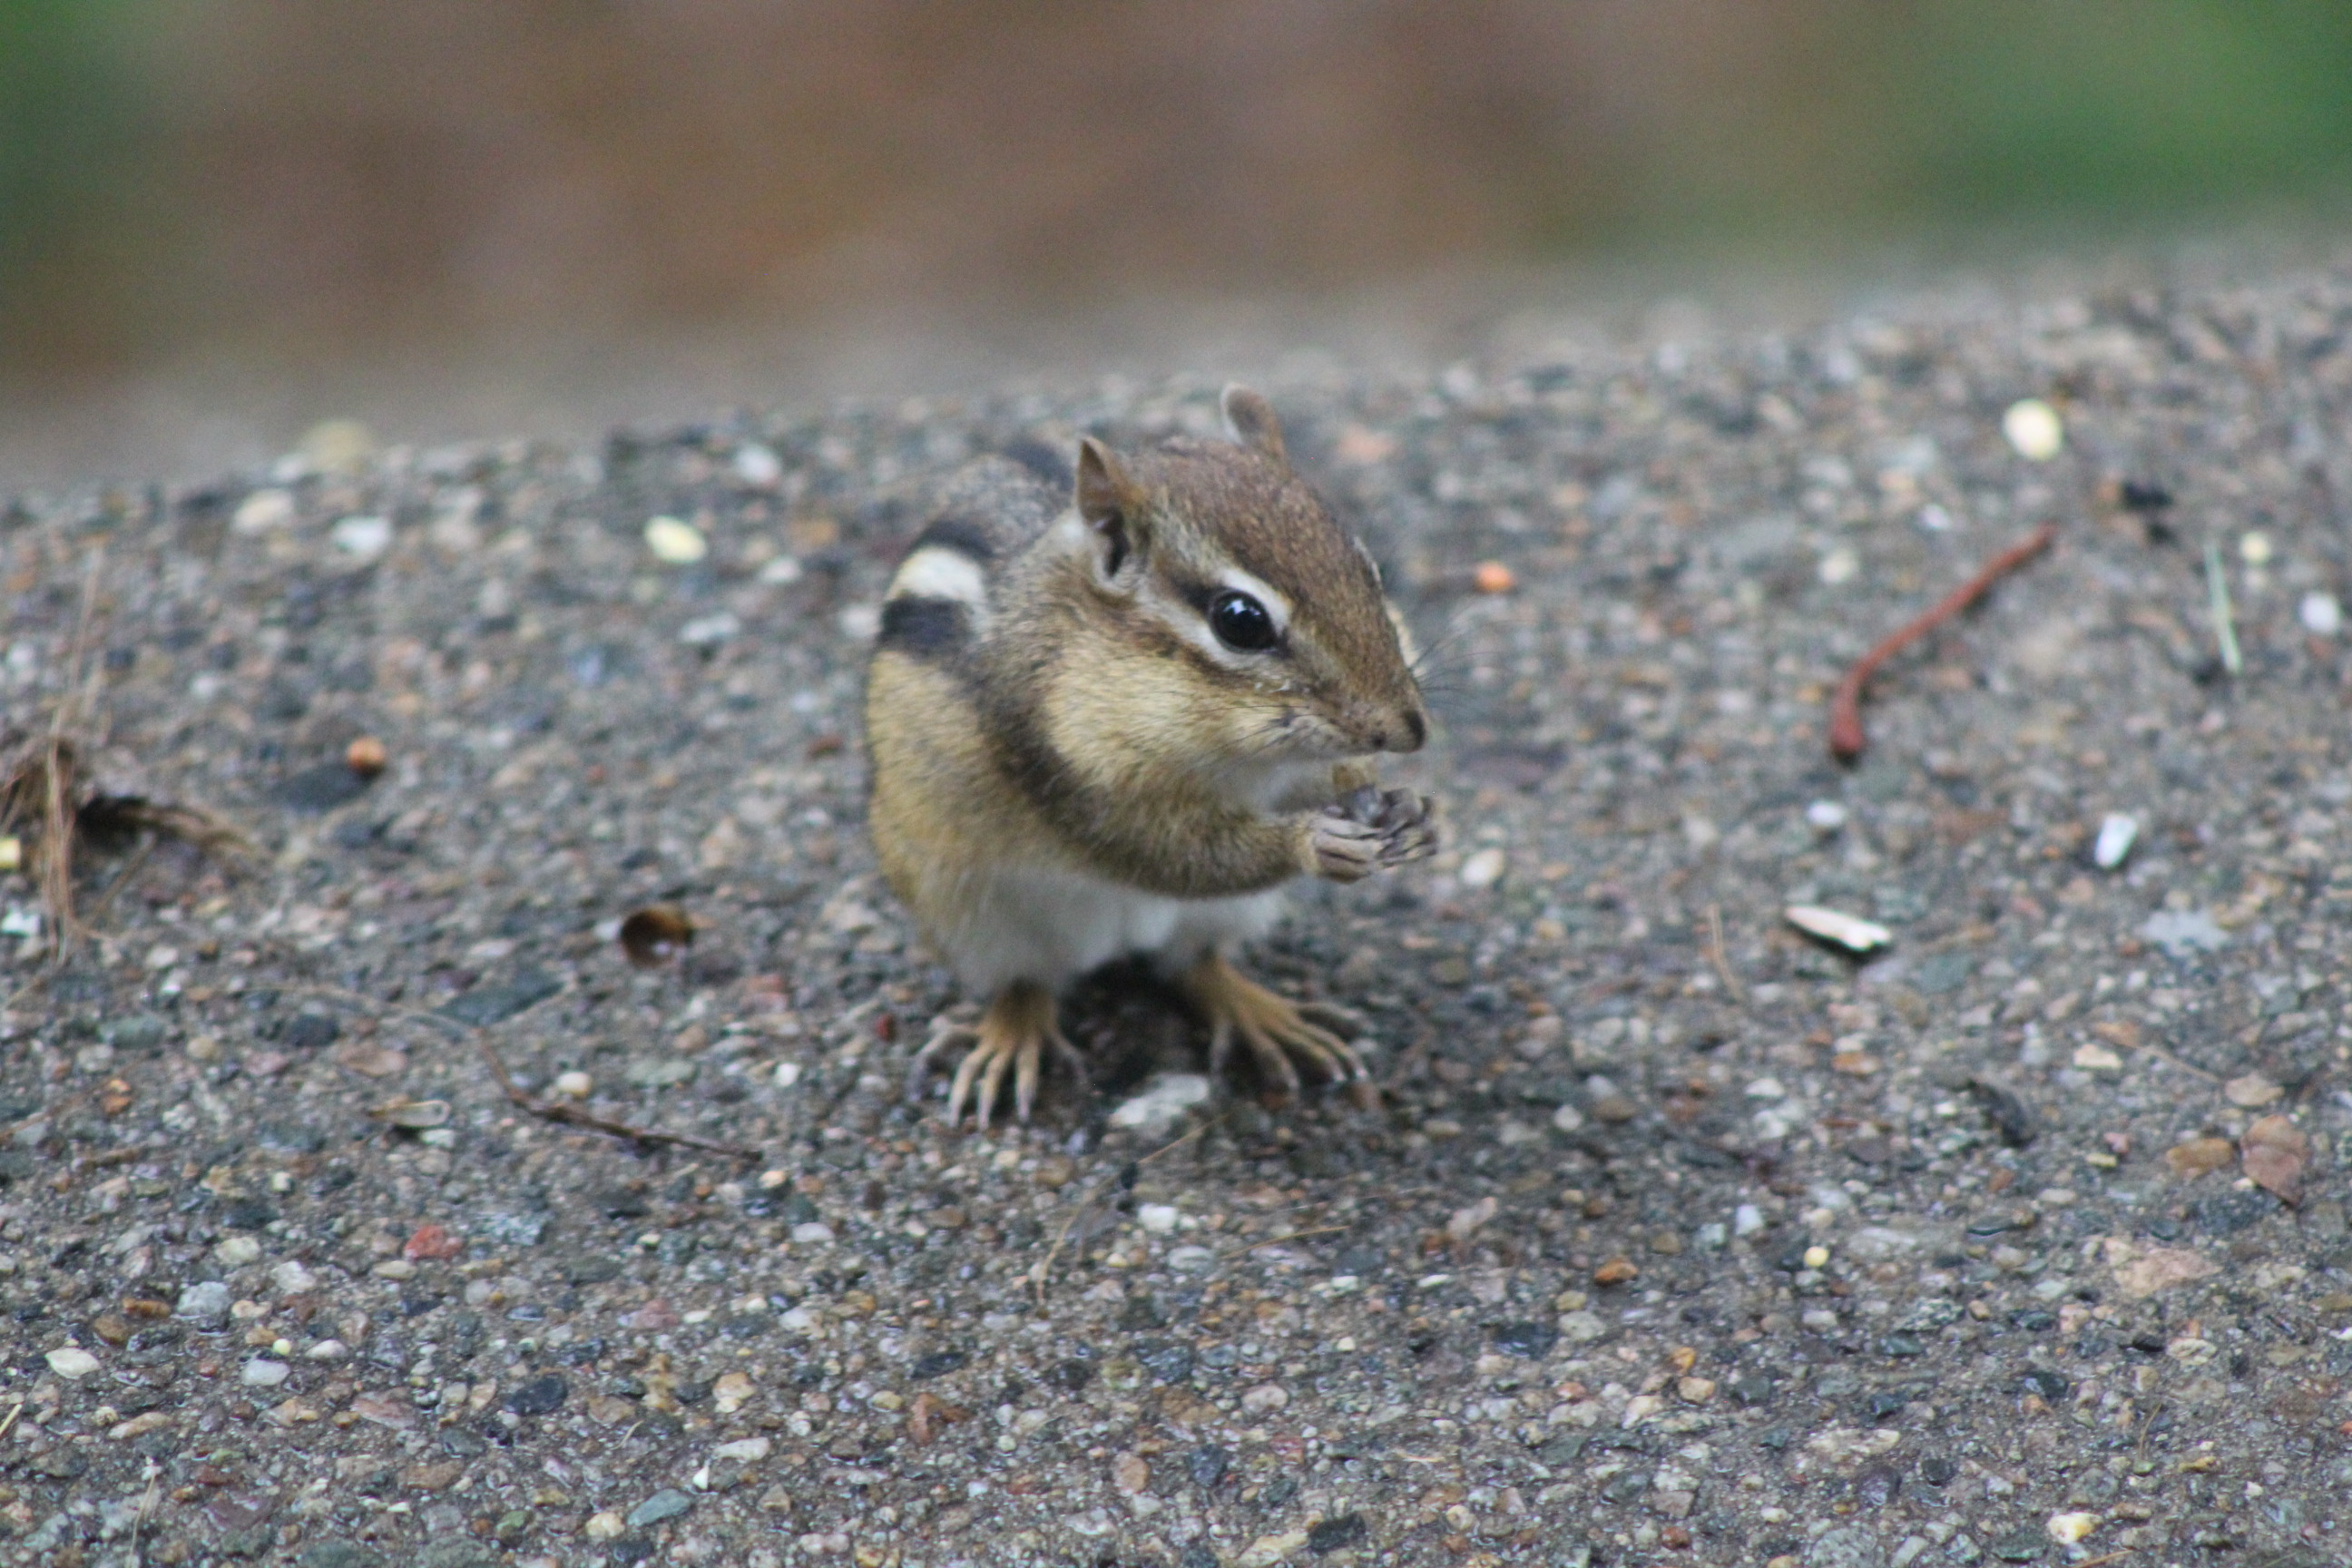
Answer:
5, 260, 2352, 1568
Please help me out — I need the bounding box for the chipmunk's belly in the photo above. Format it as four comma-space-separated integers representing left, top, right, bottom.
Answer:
940, 866, 1286, 995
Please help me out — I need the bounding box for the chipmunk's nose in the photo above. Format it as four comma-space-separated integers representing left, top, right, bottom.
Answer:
1365, 703, 1427, 754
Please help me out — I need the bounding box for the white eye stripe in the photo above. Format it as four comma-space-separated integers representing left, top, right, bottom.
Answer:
889, 546, 989, 607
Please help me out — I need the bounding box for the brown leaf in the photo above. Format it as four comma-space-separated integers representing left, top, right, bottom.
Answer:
2164, 1137, 2237, 1177
2242, 1115, 2310, 1207
619, 905, 694, 968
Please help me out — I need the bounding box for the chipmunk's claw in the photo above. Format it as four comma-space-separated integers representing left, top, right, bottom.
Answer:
931, 982, 1084, 1130
1182, 954, 1369, 1104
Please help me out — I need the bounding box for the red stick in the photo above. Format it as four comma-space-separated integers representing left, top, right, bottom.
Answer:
1828, 523, 2057, 762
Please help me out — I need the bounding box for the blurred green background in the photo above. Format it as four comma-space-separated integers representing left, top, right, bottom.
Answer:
5, 0, 2352, 407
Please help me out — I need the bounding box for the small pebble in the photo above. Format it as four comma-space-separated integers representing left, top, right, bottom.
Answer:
2239, 530, 2273, 566
329, 514, 393, 560
272, 1260, 318, 1294
2092, 812, 2138, 870
629, 1488, 695, 1528
2046, 1512, 2100, 1545
1550, 1102, 1585, 1133
583, 1512, 625, 1541
44, 1346, 100, 1379
2072, 1044, 2122, 1072
733, 443, 783, 487
1107, 1073, 1211, 1132
305, 1339, 349, 1361
2299, 591, 2342, 636
644, 515, 709, 564
1458, 847, 1506, 888
1805, 800, 1847, 832
2003, 397, 2064, 460
2224, 1073, 2283, 1109
242, 1357, 290, 1387
1473, 561, 1515, 594
1733, 1204, 1765, 1237
553, 1071, 593, 1098
1818, 545, 1860, 585
215, 1235, 262, 1267
346, 735, 389, 779
231, 488, 296, 534
1802, 1245, 1830, 1269
1785, 905, 1891, 953
1138, 1203, 1181, 1234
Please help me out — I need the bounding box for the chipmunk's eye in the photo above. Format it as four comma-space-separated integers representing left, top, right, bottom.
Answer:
1208, 590, 1279, 652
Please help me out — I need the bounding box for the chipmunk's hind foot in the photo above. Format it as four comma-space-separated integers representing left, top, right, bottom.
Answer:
1180, 954, 1373, 1109
920, 981, 1088, 1130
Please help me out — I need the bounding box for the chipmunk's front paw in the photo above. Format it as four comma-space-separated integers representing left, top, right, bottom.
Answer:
1328, 786, 1436, 870
1307, 812, 1385, 882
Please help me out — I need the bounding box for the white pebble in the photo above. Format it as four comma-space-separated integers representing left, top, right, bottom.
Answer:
1733, 1203, 1766, 1237
678, 612, 741, 647
733, 443, 783, 487
2046, 1512, 2100, 1545
2239, 530, 2273, 566
837, 603, 881, 641
1805, 800, 1848, 832
1818, 545, 1860, 585
1916, 503, 1955, 533
329, 514, 393, 560
1744, 1077, 1787, 1101
757, 554, 805, 585
773, 1062, 802, 1089
644, 515, 709, 564
554, 1071, 593, 1099
1550, 1102, 1584, 1133
790, 1222, 836, 1245
2002, 397, 2064, 460
231, 488, 296, 534
1458, 847, 1507, 888
1783, 904, 1891, 953
2299, 592, 2342, 636
2092, 812, 2139, 871
241, 1357, 290, 1387
1108, 1073, 1212, 1132
44, 1347, 100, 1379
214, 1235, 262, 1267
1137, 1203, 1181, 1235
271, 1260, 318, 1295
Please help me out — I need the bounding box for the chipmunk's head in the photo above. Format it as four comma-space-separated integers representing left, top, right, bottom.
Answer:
1066, 386, 1426, 771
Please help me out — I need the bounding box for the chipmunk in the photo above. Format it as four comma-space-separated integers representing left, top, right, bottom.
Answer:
865, 387, 1436, 1127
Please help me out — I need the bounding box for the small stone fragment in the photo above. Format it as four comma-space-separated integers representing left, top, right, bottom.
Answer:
1473, 561, 1515, 594
44, 1346, 100, 1379
345, 736, 388, 779
553, 1071, 593, 1098
1235, 1530, 1310, 1568
1593, 1257, 1638, 1287
329, 515, 393, 560
2111, 1245, 2219, 1299
2141, 908, 2227, 957
2003, 397, 2064, 460
215, 1234, 262, 1267
1107, 1073, 1212, 1132
2223, 1073, 2282, 1109
2165, 1137, 2235, 1177
2299, 591, 2342, 637
1457, 847, 1506, 888
233, 488, 296, 534
242, 1357, 289, 1387
2046, 1512, 2099, 1545
583, 1513, 625, 1541
1785, 905, 1892, 953
628, 1489, 694, 1528
2092, 813, 2137, 870
644, 515, 709, 564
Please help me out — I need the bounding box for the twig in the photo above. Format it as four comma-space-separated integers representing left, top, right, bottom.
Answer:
2122, 1039, 2220, 1084
1703, 903, 1745, 1005
1828, 523, 2057, 762
282, 982, 759, 1160
2202, 540, 2242, 678
1229, 1223, 1348, 1259
0, 1399, 20, 1441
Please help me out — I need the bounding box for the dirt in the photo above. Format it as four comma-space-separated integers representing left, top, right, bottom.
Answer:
1, 260, 2350, 1568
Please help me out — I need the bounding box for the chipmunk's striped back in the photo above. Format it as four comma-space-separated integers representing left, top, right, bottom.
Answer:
876, 456, 1061, 665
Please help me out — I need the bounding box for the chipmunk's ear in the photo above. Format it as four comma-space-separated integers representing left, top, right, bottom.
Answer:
1076, 436, 1147, 580
1220, 385, 1286, 464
